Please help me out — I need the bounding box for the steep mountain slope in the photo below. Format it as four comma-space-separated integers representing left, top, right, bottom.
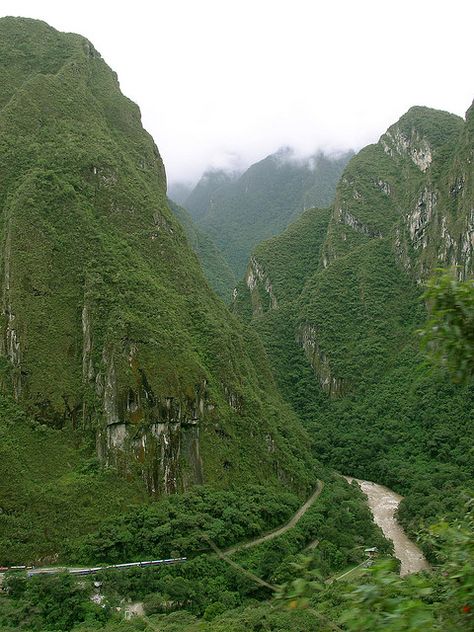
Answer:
235, 103, 474, 534
0, 14, 316, 524
186, 149, 353, 276
168, 199, 236, 299
184, 168, 241, 221
167, 181, 193, 206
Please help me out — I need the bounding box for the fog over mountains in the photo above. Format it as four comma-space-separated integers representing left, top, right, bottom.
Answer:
170, 148, 353, 284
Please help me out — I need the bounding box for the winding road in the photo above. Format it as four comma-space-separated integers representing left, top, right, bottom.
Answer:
224, 480, 324, 555
0, 482, 324, 581
345, 477, 429, 575
1, 477, 428, 582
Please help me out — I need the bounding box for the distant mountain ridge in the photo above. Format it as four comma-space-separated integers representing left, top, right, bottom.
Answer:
168, 199, 236, 299
182, 148, 353, 276
167, 181, 194, 206
184, 168, 242, 220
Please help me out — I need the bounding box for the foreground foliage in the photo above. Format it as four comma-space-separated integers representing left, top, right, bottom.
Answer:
420, 271, 474, 381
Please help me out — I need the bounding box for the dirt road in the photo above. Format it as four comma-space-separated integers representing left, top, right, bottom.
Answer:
224, 480, 324, 555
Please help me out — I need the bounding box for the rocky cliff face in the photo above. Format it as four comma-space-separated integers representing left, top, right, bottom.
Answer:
394, 105, 474, 281
0, 17, 314, 496
298, 323, 345, 398
245, 256, 278, 315
324, 106, 472, 282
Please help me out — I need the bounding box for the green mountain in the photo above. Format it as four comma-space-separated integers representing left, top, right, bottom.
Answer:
185, 148, 353, 276
183, 168, 241, 220
0, 18, 471, 632
0, 17, 317, 560
235, 103, 474, 535
167, 181, 193, 206
168, 199, 236, 299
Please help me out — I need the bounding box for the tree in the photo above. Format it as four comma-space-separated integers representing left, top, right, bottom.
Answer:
3, 572, 107, 631
420, 271, 474, 381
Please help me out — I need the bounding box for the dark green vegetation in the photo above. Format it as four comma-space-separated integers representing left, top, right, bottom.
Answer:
0, 474, 393, 630
0, 573, 108, 631
0, 16, 320, 562
167, 199, 235, 299
234, 102, 474, 540
0, 394, 147, 564
182, 148, 353, 278
71, 484, 302, 564
420, 271, 474, 381
1, 502, 472, 630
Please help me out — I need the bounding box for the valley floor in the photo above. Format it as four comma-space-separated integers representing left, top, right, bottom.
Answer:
345, 477, 429, 575
0, 476, 427, 580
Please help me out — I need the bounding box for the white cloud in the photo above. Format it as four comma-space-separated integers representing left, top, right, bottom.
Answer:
1, 0, 473, 184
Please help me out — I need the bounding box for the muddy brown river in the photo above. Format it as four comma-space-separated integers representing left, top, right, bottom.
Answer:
345, 477, 430, 575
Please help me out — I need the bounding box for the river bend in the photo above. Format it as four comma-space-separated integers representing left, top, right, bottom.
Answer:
346, 477, 429, 575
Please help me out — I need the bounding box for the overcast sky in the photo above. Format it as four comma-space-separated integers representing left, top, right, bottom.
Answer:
1, 0, 473, 184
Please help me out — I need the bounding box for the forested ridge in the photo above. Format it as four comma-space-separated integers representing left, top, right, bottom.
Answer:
0, 15, 321, 563
180, 148, 352, 279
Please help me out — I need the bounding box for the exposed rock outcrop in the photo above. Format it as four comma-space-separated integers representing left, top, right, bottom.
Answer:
337, 207, 383, 238
246, 257, 278, 315
381, 127, 432, 172
298, 324, 345, 398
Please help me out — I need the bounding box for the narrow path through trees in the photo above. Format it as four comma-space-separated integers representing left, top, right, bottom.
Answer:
0, 481, 324, 580
223, 480, 324, 555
